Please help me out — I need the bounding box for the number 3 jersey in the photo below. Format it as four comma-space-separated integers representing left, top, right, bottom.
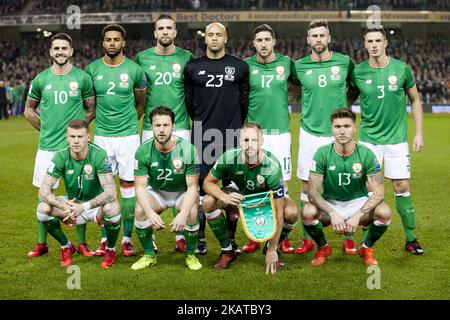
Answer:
310, 142, 381, 201
27, 66, 94, 151
349, 58, 415, 145
134, 136, 200, 192
210, 148, 284, 198
295, 52, 355, 137
47, 143, 113, 202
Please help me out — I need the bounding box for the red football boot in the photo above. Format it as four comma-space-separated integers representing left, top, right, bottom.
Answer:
122, 242, 136, 257
214, 251, 235, 270
279, 238, 294, 253
101, 248, 116, 268
175, 238, 186, 253
77, 242, 95, 257
95, 240, 106, 257
61, 243, 75, 267
311, 244, 332, 266
27, 243, 49, 258
357, 245, 378, 266
342, 239, 358, 255
242, 240, 261, 253
294, 238, 315, 254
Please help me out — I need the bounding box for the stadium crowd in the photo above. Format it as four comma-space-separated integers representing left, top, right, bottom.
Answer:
1, 0, 449, 14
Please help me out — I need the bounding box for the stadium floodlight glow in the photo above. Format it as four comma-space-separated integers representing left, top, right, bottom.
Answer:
37, 28, 42, 32
390, 30, 395, 35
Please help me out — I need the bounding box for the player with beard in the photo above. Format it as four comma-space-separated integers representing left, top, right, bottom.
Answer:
184, 22, 249, 255
136, 14, 194, 253
293, 20, 358, 255
25, 33, 96, 258
86, 24, 147, 258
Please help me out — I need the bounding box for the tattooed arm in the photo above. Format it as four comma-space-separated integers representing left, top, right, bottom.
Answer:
38, 175, 69, 211
84, 97, 96, 124
24, 98, 41, 130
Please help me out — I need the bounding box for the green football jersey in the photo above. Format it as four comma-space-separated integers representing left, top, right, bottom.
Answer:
28, 66, 94, 151
245, 54, 298, 134
295, 52, 354, 136
310, 142, 381, 201
86, 57, 147, 137
211, 148, 284, 197
350, 58, 415, 144
135, 47, 193, 131
47, 143, 113, 202
134, 136, 200, 192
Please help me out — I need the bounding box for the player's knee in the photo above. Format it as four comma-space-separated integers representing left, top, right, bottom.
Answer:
103, 201, 120, 217
37, 202, 51, 214
283, 202, 299, 224
374, 205, 392, 222
134, 203, 146, 221
393, 179, 410, 194
201, 195, 216, 212
301, 203, 319, 221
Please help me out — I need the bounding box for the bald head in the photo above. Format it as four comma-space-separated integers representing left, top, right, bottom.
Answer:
205, 22, 227, 34
205, 22, 227, 57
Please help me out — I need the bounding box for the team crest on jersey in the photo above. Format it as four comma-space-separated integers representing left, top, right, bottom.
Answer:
84, 164, 94, 180
173, 159, 183, 172
119, 73, 129, 88
224, 66, 235, 81
256, 174, 265, 185
172, 63, 181, 78
352, 163, 362, 178
388, 75, 398, 91
276, 66, 285, 80
69, 81, 79, 96
330, 66, 341, 80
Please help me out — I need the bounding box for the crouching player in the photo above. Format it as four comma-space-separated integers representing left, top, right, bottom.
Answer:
202, 123, 298, 273
304, 108, 391, 266
131, 106, 202, 271
37, 119, 121, 268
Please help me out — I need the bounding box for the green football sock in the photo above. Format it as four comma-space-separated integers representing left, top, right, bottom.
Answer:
37, 220, 47, 244
136, 227, 155, 256
120, 197, 136, 238
76, 224, 87, 243
300, 200, 313, 240
303, 221, 327, 247
364, 222, 388, 248
361, 226, 369, 243
183, 224, 199, 256
395, 194, 417, 243
279, 223, 295, 244
101, 225, 107, 239
103, 215, 121, 248
206, 210, 231, 249
44, 218, 69, 246
342, 232, 354, 240
172, 208, 185, 241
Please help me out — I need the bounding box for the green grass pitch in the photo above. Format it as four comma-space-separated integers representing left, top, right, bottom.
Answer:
0, 114, 449, 300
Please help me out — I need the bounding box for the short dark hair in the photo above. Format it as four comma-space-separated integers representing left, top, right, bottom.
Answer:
150, 106, 175, 124
364, 27, 387, 40
242, 122, 262, 133
67, 119, 89, 131
50, 33, 73, 48
157, 14, 175, 24
330, 108, 356, 123
253, 24, 275, 40
308, 19, 329, 31
102, 24, 126, 40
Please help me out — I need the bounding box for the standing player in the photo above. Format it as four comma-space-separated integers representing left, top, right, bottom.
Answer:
303, 108, 391, 266
243, 24, 299, 254
24, 33, 96, 258
86, 24, 147, 257
135, 14, 194, 253
184, 22, 249, 255
131, 107, 202, 271
37, 120, 121, 268
294, 19, 357, 254
348, 27, 424, 255
202, 123, 298, 273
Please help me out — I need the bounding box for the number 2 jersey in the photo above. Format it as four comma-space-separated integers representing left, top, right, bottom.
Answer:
310, 142, 381, 201
47, 143, 113, 202
27, 66, 94, 151
134, 136, 200, 192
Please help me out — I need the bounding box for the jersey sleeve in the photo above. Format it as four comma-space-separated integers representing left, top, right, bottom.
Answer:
239, 62, 250, 122
310, 147, 327, 176
46, 152, 64, 179
404, 64, 415, 90
134, 146, 149, 177
266, 163, 284, 199
133, 65, 147, 90
184, 62, 194, 119
95, 149, 113, 175
186, 145, 201, 176
210, 153, 229, 181
347, 58, 357, 88
27, 75, 41, 101
81, 72, 95, 100
365, 149, 382, 176
288, 58, 301, 85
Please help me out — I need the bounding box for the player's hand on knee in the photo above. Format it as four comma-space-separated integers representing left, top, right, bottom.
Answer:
67, 200, 85, 218
330, 212, 346, 234
222, 192, 244, 206
345, 216, 359, 234
170, 212, 187, 233
148, 212, 165, 230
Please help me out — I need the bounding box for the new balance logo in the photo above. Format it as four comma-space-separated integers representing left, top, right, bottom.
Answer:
67, 170, 75, 174
328, 166, 336, 171
150, 65, 156, 70
151, 162, 159, 167
365, 79, 372, 84
96, 75, 103, 80
306, 70, 312, 75
45, 85, 52, 90
236, 171, 244, 175
198, 70, 206, 75
252, 70, 259, 74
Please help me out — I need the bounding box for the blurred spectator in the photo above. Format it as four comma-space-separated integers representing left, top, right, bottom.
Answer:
0, 80, 9, 120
